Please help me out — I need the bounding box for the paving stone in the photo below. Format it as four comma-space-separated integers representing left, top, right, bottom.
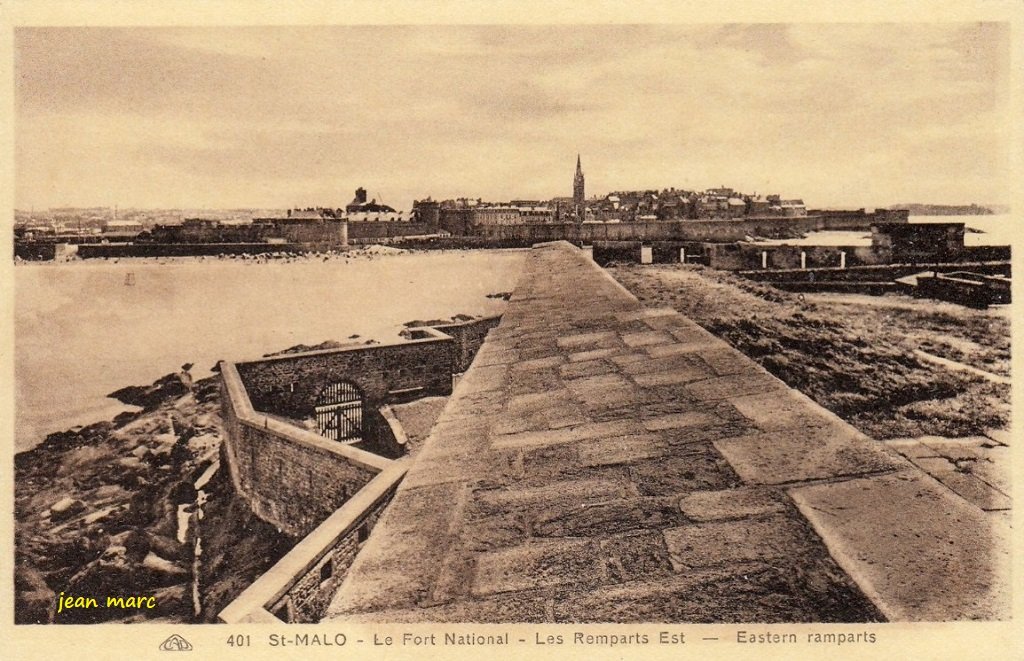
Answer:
608, 352, 650, 368
509, 367, 562, 396
474, 476, 634, 510
678, 487, 787, 522
884, 439, 941, 460
968, 450, 1011, 496
713, 422, 906, 484
529, 497, 684, 538
906, 455, 956, 476
790, 470, 1011, 621
618, 351, 707, 375
576, 433, 670, 466
568, 347, 622, 362
982, 428, 1011, 446
633, 368, 711, 387
700, 346, 759, 376
559, 358, 616, 379
929, 470, 1012, 511
686, 371, 786, 401
642, 411, 719, 431
614, 308, 676, 322
645, 340, 721, 358
473, 347, 519, 367
491, 419, 642, 450
472, 539, 604, 596
457, 364, 508, 393
663, 516, 810, 569
621, 330, 675, 347
556, 330, 619, 350
513, 355, 565, 371
460, 512, 530, 552
629, 447, 740, 496
729, 390, 836, 431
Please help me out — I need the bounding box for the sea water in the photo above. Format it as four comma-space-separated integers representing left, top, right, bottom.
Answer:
14, 250, 527, 450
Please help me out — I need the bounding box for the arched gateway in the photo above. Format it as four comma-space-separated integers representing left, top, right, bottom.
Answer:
314, 381, 363, 442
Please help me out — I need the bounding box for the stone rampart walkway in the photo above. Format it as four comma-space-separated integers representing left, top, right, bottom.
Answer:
327, 242, 1009, 622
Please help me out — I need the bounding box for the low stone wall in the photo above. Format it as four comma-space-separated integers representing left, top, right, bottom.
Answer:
470, 213, 906, 244
218, 459, 409, 623
235, 329, 455, 420
706, 243, 886, 270
14, 241, 57, 261
77, 243, 312, 259
347, 221, 430, 240
417, 315, 503, 372
219, 362, 392, 538
592, 241, 642, 265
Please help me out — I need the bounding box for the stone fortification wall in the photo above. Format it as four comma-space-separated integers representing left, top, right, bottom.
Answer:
411, 315, 503, 372
219, 362, 392, 538
77, 243, 312, 259
706, 243, 887, 270
219, 460, 409, 624
275, 222, 348, 245
14, 241, 58, 261
235, 332, 455, 420
347, 221, 433, 241
470, 213, 906, 243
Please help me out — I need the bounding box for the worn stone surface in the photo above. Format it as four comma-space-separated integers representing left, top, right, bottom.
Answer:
326, 241, 1007, 624
790, 470, 1011, 621
886, 436, 1012, 511
713, 422, 906, 485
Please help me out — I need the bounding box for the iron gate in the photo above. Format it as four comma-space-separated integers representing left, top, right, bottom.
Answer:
314, 381, 363, 442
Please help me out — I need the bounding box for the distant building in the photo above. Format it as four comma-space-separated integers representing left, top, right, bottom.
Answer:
573, 155, 585, 221
103, 219, 144, 237
871, 222, 965, 261
780, 199, 807, 217
345, 187, 397, 214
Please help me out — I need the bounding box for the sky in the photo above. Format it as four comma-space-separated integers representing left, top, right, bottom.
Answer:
14, 23, 1012, 210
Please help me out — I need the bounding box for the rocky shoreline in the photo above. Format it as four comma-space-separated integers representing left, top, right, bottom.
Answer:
14, 313, 485, 624
14, 370, 292, 624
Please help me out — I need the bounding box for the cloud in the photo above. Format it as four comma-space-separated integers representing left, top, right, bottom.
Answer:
14, 24, 1012, 209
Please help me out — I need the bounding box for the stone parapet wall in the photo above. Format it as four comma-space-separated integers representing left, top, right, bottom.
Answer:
470, 212, 905, 244
235, 331, 455, 419
219, 362, 392, 538
219, 459, 409, 623
706, 243, 886, 271
415, 315, 503, 373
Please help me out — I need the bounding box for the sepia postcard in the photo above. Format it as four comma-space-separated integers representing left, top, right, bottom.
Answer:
2, 1, 1021, 659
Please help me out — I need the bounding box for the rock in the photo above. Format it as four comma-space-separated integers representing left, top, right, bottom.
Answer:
83, 507, 115, 525
150, 584, 190, 618
168, 480, 198, 505
124, 529, 151, 562
142, 552, 188, 576
148, 533, 187, 562
49, 498, 86, 522
131, 445, 149, 459
108, 373, 189, 409
14, 563, 55, 624
117, 456, 145, 469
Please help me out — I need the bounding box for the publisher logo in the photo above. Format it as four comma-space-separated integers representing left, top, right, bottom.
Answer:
159, 634, 193, 652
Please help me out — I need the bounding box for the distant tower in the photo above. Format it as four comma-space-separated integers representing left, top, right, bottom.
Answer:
573, 154, 585, 220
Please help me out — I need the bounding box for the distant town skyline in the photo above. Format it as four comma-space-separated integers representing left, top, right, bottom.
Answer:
15, 24, 1011, 211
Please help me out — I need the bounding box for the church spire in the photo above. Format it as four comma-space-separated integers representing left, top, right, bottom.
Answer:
573, 154, 585, 221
